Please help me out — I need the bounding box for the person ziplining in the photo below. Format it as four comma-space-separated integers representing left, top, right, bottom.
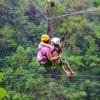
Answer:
37, 34, 75, 77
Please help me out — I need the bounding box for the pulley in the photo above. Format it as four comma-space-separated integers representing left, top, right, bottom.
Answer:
48, 0, 55, 8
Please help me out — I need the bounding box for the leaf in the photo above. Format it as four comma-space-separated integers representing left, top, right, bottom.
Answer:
0, 88, 7, 100
0, 73, 3, 83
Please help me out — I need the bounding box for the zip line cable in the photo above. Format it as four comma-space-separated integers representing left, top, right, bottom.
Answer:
49, 8, 100, 20
30, 0, 48, 20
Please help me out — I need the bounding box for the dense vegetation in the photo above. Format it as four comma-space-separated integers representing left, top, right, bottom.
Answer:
0, 0, 100, 99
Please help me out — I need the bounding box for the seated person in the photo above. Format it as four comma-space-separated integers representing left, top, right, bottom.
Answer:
39, 36, 75, 77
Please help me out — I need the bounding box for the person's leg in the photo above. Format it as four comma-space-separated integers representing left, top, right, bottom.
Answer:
42, 61, 53, 78
63, 61, 75, 75
61, 64, 73, 76
60, 59, 75, 76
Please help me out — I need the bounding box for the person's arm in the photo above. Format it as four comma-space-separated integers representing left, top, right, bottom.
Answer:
45, 46, 60, 61
40, 42, 51, 48
47, 53, 60, 61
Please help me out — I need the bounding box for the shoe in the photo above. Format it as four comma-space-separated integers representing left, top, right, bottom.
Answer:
65, 71, 73, 77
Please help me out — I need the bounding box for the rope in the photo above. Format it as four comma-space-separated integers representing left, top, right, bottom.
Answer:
47, 19, 53, 38
48, 8, 100, 20
30, 0, 48, 20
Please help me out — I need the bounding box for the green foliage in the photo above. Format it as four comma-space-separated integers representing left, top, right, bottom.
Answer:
0, 26, 17, 54
10, 46, 29, 68
80, 80, 100, 100
0, 73, 8, 100
93, 24, 100, 38
65, 55, 84, 68
92, 0, 100, 7
0, 87, 8, 100
60, 15, 89, 34
0, 72, 3, 83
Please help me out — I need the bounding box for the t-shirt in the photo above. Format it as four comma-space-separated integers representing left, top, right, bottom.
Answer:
37, 43, 54, 64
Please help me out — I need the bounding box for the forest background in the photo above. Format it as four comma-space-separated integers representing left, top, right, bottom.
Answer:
0, 0, 100, 99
